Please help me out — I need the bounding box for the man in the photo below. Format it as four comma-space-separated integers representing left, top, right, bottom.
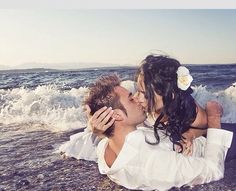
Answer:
84, 74, 233, 191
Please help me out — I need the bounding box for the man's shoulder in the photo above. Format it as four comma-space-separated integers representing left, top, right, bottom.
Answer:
125, 129, 147, 144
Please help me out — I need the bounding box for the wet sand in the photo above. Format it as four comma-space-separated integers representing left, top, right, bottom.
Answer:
0, 123, 236, 191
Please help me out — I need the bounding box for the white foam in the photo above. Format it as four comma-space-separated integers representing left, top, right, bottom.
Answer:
0, 85, 89, 132
192, 82, 236, 123
0, 81, 235, 132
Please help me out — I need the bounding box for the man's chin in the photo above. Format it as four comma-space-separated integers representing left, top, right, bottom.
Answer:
141, 114, 147, 122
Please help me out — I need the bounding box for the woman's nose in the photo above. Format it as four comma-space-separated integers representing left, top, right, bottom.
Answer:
133, 91, 138, 97
132, 92, 139, 103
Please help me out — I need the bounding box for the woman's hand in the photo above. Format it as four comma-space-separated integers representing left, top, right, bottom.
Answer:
86, 105, 115, 136
175, 131, 194, 156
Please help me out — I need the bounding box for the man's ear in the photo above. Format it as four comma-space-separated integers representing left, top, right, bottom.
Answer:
112, 109, 124, 121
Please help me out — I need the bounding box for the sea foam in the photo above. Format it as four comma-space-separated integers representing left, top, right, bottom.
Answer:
0, 81, 235, 132
192, 82, 236, 123
0, 85, 88, 131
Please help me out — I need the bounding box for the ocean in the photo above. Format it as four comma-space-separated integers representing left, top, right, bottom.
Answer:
0, 64, 236, 131
0, 64, 236, 190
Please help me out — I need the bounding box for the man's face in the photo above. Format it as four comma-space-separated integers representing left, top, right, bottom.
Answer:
114, 86, 147, 126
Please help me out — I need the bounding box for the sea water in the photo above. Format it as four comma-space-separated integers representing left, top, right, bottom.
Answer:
0, 65, 236, 133
0, 65, 236, 190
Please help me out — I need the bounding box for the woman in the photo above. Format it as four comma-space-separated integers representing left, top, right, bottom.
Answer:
90, 54, 208, 153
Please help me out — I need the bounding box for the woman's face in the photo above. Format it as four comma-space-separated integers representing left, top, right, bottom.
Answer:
133, 74, 148, 111
133, 74, 164, 114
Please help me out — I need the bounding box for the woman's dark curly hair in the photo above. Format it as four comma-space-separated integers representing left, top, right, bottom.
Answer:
136, 54, 197, 151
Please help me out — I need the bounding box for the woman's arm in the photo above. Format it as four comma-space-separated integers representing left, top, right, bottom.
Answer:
190, 103, 208, 134
180, 103, 208, 155
87, 106, 115, 136
183, 103, 208, 139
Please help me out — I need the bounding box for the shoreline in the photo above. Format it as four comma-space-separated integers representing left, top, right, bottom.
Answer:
0, 123, 235, 190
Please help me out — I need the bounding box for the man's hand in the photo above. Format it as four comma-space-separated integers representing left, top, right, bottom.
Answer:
205, 101, 223, 129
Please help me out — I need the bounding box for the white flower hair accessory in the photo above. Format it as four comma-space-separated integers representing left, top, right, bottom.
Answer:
176, 66, 193, 91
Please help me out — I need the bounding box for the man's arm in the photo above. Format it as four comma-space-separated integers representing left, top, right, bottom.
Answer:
141, 128, 233, 190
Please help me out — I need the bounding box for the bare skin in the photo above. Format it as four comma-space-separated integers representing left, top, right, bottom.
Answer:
133, 73, 209, 155
87, 106, 115, 136
104, 143, 117, 167
205, 101, 223, 129
102, 101, 223, 168
178, 103, 207, 155
102, 86, 146, 167
135, 73, 208, 137
180, 101, 223, 155
87, 100, 223, 156
87, 73, 218, 155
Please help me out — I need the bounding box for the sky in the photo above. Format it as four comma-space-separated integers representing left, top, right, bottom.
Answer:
0, 9, 236, 69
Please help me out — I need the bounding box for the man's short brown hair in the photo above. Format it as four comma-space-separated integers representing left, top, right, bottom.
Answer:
85, 74, 127, 137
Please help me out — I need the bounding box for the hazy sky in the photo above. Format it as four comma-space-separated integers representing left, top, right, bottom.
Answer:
0, 9, 236, 69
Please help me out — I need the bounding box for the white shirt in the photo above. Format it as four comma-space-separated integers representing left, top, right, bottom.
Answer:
97, 128, 233, 191
58, 127, 99, 161
58, 126, 206, 162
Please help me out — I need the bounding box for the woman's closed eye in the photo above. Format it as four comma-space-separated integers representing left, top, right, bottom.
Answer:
128, 92, 134, 101
137, 90, 145, 96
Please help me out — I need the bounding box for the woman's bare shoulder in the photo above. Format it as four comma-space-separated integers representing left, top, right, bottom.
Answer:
191, 103, 208, 128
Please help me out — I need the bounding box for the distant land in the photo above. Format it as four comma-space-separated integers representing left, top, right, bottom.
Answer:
0, 66, 139, 73
0, 62, 236, 73
0, 62, 124, 71
0, 68, 61, 73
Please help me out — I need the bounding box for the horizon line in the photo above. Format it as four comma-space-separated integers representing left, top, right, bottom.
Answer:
1, 63, 236, 72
